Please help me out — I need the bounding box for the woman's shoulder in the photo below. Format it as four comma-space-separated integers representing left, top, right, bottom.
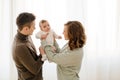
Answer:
68, 47, 83, 55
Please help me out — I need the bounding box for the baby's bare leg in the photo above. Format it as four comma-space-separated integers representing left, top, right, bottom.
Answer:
39, 47, 47, 61
39, 47, 45, 55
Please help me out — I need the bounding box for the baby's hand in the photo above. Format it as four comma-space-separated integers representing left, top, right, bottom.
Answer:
41, 33, 49, 40
51, 46, 56, 53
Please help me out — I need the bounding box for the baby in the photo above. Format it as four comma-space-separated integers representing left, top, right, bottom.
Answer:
36, 20, 62, 61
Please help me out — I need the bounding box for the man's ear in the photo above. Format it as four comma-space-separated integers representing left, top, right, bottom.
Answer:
21, 26, 29, 34
24, 26, 29, 31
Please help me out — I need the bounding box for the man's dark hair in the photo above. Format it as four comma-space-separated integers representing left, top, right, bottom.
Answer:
16, 12, 35, 31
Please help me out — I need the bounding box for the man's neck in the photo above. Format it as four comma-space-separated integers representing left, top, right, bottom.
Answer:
18, 29, 28, 35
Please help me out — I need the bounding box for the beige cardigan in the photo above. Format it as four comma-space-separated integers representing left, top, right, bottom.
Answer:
41, 40, 84, 80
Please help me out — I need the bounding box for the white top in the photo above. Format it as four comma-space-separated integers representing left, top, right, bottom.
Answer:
36, 29, 60, 46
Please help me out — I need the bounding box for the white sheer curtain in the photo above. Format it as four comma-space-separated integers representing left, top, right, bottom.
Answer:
0, 0, 120, 80
80, 0, 120, 80
0, 0, 13, 79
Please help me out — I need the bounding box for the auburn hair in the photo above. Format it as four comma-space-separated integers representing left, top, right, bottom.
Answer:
64, 21, 86, 50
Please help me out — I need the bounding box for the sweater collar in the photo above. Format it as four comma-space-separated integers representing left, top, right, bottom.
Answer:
16, 30, 29, 41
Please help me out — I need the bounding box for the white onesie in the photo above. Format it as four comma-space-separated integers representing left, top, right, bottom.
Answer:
36, 29, 60, 46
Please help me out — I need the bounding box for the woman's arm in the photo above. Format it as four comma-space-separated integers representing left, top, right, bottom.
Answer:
15, 45, 43, 75
44, 45, 83, 66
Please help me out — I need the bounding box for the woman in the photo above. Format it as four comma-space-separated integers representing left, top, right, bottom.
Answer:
41, 21, 86, 80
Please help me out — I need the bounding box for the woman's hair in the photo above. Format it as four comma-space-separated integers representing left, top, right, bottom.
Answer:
64, 21, 86, 50
16, 12, 35, 31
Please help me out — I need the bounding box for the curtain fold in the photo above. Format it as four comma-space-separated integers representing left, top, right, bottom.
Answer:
0, 0, 13, 79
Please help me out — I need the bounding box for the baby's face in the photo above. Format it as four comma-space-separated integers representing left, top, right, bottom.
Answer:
40, 22, 50, 32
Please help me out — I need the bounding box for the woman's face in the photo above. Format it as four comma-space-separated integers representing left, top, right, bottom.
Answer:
63, 25, 69, 40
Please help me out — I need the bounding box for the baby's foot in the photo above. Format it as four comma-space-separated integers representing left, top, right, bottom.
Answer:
41, 54, 47, 61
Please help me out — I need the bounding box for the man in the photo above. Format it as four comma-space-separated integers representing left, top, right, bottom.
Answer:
12, 12, 43, 80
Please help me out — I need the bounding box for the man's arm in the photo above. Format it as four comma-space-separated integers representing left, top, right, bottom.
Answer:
16, 45, 43, 75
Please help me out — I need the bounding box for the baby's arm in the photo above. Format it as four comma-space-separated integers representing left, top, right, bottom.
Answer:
36, 31, 48, 40
35, 31, 41, 39
53, 30, 62, 39
41, 33, 49, 40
